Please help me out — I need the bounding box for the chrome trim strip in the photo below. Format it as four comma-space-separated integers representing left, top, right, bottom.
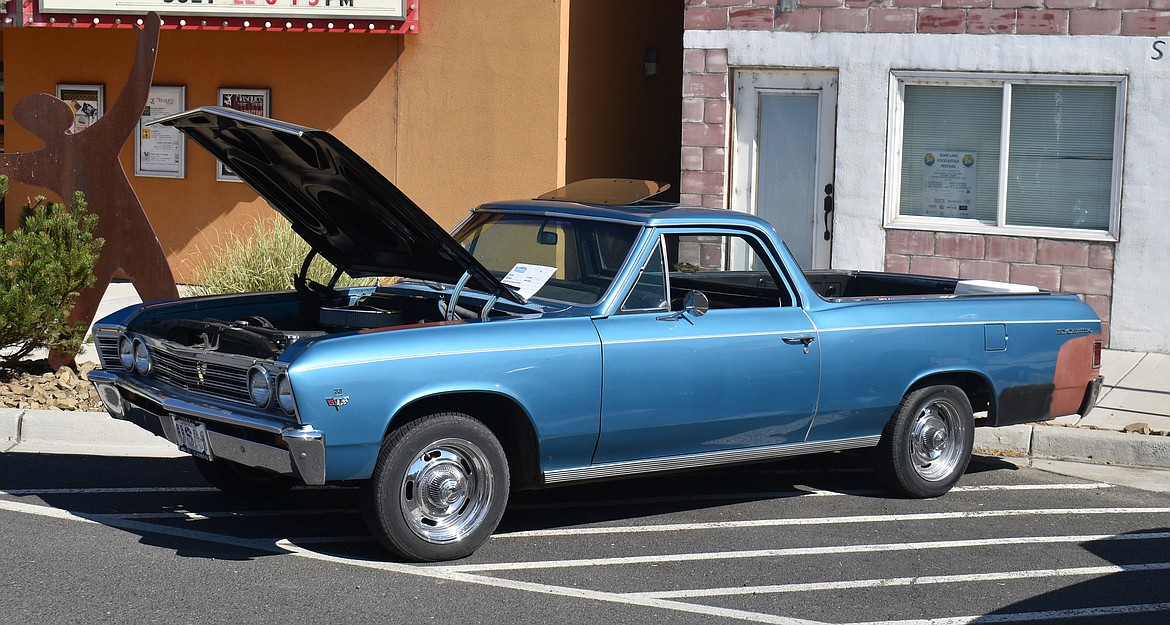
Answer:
542, 435, 881, 484
818, 319, 1101, 334
604, 330, 806, 346
89, 369, 293, 434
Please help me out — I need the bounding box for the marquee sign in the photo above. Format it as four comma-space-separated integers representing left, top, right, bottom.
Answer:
39, 1, 407, 21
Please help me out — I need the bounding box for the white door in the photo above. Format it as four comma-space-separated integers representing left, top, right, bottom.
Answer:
731, 70, 837, 269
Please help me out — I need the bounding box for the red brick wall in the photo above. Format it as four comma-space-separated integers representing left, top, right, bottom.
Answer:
885, 231, 1115, 342
683, 0, 1170, 36
682, 1, 1129, 337
680, 0, 1165, 204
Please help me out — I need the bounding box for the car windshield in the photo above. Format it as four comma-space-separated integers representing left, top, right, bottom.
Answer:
452, 212, 640, 305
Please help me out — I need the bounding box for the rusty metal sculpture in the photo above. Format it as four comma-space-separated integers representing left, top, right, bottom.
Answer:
0, 13, 178, 368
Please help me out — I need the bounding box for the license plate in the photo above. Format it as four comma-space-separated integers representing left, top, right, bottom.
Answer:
172, 417, 213, 461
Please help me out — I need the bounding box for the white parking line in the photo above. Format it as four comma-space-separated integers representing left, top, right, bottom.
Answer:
276, 540, 828, 625
0, 498, 280, 552
494, 507, 1170, 539
0, 498, 827, 625
632, 561, 1170, 599
0, 499, 102, 525
4, 495, 1166, 625
435, 531, 1170, 573
850, 602, 1170, 625
509, 483, 1112, 510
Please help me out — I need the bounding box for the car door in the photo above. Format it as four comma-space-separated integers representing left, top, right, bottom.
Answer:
590, 230, 821, 464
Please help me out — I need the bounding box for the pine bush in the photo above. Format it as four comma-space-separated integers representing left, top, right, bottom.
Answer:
0, 176, 104, 365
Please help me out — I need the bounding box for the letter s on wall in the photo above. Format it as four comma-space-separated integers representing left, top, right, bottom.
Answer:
1154, 40, 1166, 61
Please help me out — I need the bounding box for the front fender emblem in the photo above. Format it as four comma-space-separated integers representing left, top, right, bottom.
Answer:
325, 393, 350, 411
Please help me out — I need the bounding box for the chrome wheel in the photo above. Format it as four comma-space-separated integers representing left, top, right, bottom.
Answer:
908, 399, 966, 482
875, 385, 974, 498
363, 412, 509, 561
400, 438, 495, 544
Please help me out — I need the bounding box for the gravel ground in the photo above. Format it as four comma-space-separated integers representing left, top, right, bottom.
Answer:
0, 360, 103, 411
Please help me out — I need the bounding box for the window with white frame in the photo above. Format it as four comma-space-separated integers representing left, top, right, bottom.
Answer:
888, 73, 1125, 240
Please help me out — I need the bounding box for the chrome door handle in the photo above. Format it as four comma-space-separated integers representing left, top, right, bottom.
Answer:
782, 335, 816, 354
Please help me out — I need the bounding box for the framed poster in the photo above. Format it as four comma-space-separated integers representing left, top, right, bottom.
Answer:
216, 87, 271, 182
56, 84, 105, 135
136, 85, 187, 179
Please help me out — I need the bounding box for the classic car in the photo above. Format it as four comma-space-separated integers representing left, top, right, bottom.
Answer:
88, 107, 1104, 562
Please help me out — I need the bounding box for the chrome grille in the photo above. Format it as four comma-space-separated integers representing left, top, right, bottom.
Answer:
150, 348, 252, 404
95, 335, 121, 369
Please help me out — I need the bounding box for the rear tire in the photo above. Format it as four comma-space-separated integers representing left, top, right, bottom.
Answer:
875, 385, 974, 498
362, 412, 509, 562
193, 457, 297, 497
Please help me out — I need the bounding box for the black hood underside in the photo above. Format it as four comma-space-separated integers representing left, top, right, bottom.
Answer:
154, 106, 521, 303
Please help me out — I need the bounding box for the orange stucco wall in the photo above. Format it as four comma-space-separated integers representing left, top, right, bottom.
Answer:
565, 0, 682, 198
2, 1, 682, 287
395, 0, 568, 221
2, 1, 566, 283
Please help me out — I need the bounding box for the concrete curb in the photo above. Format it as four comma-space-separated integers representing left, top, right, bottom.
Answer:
1, 409, 19, 452
975, 423, 1170, 469
0, 408, 184, 458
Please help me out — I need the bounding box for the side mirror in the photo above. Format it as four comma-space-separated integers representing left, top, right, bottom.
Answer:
657, 290, 708, 322
683, 290, 709, 317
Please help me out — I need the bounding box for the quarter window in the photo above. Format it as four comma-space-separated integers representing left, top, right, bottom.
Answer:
889, 73, 1124, 240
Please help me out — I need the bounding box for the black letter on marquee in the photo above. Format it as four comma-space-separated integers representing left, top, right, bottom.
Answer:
1154, 40, 1166, 61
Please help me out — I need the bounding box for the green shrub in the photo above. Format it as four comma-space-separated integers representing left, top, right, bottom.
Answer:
0, 176, 104, 365
187, 217, 374, 296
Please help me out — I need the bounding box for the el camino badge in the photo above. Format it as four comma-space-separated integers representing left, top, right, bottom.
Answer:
326, 390, 350, 411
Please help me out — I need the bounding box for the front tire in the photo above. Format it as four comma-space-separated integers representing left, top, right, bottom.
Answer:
875, 385, 974, 498
362, 412, 509, 562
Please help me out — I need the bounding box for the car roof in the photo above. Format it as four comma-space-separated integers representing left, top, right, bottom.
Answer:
474, 198, 777, 231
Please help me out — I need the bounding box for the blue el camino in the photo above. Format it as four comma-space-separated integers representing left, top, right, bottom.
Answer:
88, 107, 1104, 562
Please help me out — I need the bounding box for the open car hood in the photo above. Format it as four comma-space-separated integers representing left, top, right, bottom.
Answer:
155, 106, 522, 303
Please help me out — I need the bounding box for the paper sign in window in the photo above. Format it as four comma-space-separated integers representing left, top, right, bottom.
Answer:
502, 264, 557, 299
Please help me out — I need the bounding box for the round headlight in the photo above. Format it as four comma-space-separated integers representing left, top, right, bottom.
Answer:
132, 339, 152, 375
118, 336, 135, 370
276, 374, 296, 414
248, 366, 273, 408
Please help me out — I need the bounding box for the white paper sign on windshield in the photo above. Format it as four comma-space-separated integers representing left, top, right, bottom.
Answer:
501, 264, 557, 299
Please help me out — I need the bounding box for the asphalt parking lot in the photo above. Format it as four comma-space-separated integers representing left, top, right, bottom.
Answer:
2, 450, 1169, 624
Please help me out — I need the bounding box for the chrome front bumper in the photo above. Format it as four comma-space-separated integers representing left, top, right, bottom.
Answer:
88, 369, 326, 485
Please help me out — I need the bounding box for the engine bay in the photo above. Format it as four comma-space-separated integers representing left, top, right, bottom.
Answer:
142, 291, 450, 359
